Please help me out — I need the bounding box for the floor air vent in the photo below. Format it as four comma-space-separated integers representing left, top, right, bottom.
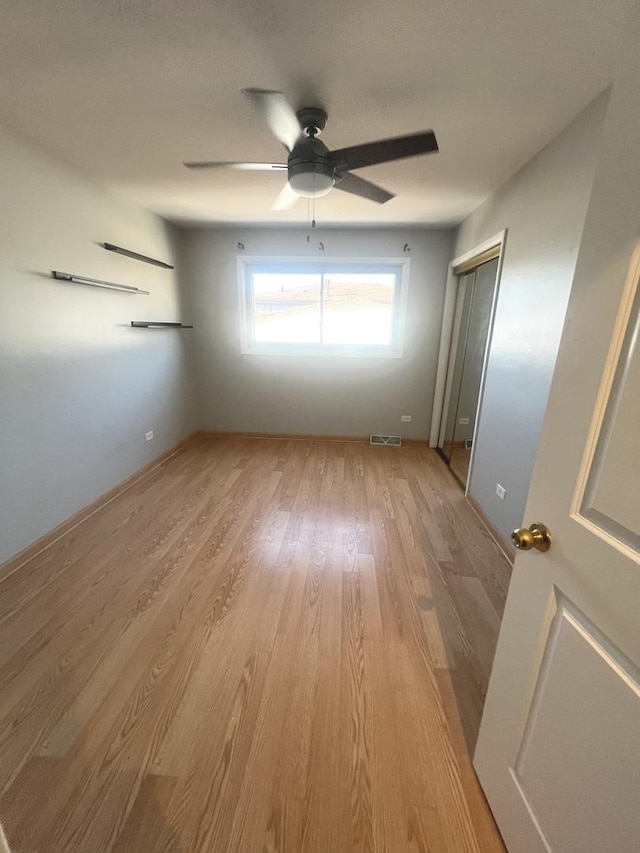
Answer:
370, 434, 402, 446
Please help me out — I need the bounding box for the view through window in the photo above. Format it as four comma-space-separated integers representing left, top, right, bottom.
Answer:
241, 260, 408, 355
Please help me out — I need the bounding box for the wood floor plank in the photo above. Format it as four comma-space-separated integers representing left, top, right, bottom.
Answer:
111, 774, 178, 853
411, 576, 451, 670
341, 571, 375, 853
359, 556, 411, 852
297, 566, 344, 853
435, 669, 508, 853
0, 438, 510, 852
0, 757, 62, 851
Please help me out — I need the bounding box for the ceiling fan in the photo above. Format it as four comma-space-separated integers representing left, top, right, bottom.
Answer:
184, 89, 439, 210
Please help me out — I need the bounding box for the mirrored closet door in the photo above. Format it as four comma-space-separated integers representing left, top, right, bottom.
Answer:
438, 256, 499, 486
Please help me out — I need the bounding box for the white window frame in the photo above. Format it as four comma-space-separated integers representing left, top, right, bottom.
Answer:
237, 255, 411, 358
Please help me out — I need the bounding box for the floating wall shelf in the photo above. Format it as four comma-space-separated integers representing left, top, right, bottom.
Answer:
103, 242, 174, 269
131, 321, 194, 329
52, 271, 149, 294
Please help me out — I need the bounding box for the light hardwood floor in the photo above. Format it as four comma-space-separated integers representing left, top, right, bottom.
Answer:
0, 436, 510, 852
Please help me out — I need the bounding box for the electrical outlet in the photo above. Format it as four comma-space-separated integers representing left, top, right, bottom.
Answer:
496, 483, 506, 500
145, 431, 154, 442
400, 414, 412, 423
459, 417, 470, 425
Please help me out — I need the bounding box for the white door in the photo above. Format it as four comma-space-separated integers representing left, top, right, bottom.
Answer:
474, 14, 640, 853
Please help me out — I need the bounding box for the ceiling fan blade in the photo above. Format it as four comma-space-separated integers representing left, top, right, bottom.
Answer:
271, 182, 299, 211
184, 161, 287, 170
331, 130, 438, 172
242, 88, 301, 152
334, 172, 394, 204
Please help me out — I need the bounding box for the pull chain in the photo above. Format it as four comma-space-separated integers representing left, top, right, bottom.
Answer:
305, 175, 318, 242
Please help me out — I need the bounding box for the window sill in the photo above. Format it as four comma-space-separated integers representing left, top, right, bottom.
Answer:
240, 344, 404, 359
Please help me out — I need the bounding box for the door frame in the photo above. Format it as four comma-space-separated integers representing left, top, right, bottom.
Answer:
430, 230, 507, 492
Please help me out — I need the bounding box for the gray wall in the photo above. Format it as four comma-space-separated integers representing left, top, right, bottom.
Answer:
454, 93, 609, 546
0, 125, 197, 565
180, 227, 454, 440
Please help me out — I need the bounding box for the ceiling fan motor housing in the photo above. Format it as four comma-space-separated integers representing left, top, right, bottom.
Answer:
296, 106, 328, 137
287, 136, 335, 197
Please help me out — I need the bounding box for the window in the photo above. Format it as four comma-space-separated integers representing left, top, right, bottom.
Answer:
238, 257, 410, 357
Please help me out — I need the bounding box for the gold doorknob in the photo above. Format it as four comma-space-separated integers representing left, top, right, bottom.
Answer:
511, 523, 552, 552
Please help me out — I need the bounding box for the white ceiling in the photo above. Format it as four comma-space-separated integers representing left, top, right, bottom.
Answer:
0, 0, 631, 226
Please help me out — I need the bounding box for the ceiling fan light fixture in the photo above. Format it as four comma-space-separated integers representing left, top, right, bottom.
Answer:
288, 169, 334, 198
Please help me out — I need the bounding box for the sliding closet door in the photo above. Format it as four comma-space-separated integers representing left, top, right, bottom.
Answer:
441, 271, 475, 468
440, 257, 499, 485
